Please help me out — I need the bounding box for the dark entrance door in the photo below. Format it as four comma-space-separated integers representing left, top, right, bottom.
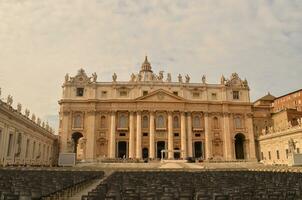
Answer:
235, 134, 245, 159
142, 148, 149, 159
71, 132, 83, 157
194, 141, 203, 158
118, 141, 127, 158
174, 148, 180, 159
157, 141, 165, 159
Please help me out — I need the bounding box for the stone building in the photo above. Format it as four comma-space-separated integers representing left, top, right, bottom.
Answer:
273, 89, 302, 112
58, 57, 257, 162
254, 91, 302, 165
0, 92, 58, 166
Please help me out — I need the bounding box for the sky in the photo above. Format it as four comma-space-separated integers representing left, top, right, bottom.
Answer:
0, 0, 301, 132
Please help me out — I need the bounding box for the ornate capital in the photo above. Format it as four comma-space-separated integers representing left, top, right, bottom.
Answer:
204, 112, 209, 117
246, 113, 253, 118
223, 112, 231, 117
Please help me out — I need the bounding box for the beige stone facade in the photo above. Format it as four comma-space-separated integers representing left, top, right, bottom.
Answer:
0, 96, 58, 166
58, 57, 257, 161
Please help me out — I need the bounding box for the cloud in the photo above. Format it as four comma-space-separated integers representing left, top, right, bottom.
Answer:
0, 0, 302, 131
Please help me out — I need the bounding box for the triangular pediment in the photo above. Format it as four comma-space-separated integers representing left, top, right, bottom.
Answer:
135, 89, 186, 102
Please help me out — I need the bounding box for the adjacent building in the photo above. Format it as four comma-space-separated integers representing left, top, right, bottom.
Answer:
58, 57, 257, 162
0, 94, 58, 166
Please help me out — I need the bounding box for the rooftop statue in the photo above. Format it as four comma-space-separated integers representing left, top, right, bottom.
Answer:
17, 103, 22, 112
112, 73, 117, 82
221, 75, 226, 85
185, 74, 190, 83
202, 75, 206, 84
65, 73, 69, 83
166, 73, 171, 82
25, 109, 30, 118
92, 72, 97, 82
130, 73, 136, 82
37, 118, 41, 125
31, 114, 36, 122
7, 95, 13, 106
178, 74, 183, 83
158, 71, 164, 81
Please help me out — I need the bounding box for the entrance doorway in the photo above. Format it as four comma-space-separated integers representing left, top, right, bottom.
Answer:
157, 141, 166, 159
235, 133, 245, 159
117, 141, 127, 158
142, 148, 149, 159
194, 141, 203, 158
71, 132, 83, 156
174, 148, 180, 159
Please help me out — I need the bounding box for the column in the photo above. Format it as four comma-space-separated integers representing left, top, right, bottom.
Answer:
223, 113, 232, 160
60, 111, 70, 153
204, 113, 212, 160
187, 112, 193, 157
246, 114, 256, 160
109, 111, 116, 158
136, 111, 142, 159
168, 112, 173, 159
149, 111, 155, 159
181, 112, 187, 158
129, 111, 135, 158
86, 111, 96, 161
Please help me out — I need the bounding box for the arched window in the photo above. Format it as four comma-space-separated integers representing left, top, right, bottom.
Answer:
213, 117, 219, 129
193, 115, 201, 128
119, 114, 128, 128
157, 115, 165, 128
234, 117, 242, 129
173, 116, 179, 128
73, 114, 82, 128
100, 116, 106, 128
142, 116, 148, 128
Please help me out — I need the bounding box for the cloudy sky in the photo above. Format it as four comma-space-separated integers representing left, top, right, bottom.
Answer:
0, 0, 301, 132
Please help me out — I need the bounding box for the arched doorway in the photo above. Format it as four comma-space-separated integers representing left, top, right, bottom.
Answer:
142, 148, 149, 159
157, 141, 166, 159
174, 148, 180, 159
235, 133, 245, 159
194, 141, 203, 158
117, 141, 127, 158
72, 132, 83, 156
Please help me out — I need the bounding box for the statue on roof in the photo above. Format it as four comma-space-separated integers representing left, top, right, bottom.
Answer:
112, 73, 117, 82
37, 118, 41, 125
178, 74, 183, 83
92, 72, 97, 82
202, 75, 206, 84
25, 109, 30, 118
65, 73, 69, 83
130, 73, 136, 82
7, 95, 13, 106
221, 75, 226, 85
17, 103, 22, 112
185, 74, 190, 83
167, 73, 172, 82
158, 71, 164, 81
31, 114, 36, 122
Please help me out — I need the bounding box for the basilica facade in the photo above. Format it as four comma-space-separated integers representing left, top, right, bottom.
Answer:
59, 57, 256, 161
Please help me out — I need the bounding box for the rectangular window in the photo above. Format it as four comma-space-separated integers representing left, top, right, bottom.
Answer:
286, 149, 289, 159
276, 150, 280, 159
174, 133, 179, 137
297, 148, 300, 154
261, 152, 264, 160
212, 93, 217, 100
192, 92, 200, 98
120, 91, 128, 97
25, 139, 30, 158
7, 133, 13, 157
143, 91, 148, 96
195, 133, 201, 137
233, 91, 240, 100
268, 151, 271, 160
119, 133, 126, 137
173, 91, 178, 96
76, 88, 84, 96
143, 132, 148, 137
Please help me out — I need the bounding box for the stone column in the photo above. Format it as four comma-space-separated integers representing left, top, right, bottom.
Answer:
136, 111, 142, 159
129, 111, 135, 158
109, 111, 116, 158
223, 113, 232, 160
246, 114, 256, 160
85, 111, 96, 161
60, 111, 70, 153
149, 111, 155, 159
187, 112, 193, 157
181, 112, 187, 158
204, 113, 212, 160
168, 112, 173, 159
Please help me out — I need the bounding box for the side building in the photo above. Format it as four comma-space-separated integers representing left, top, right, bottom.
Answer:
0, 94, 58, 166
254, 90, 302, 165
58, 57, 257, 162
